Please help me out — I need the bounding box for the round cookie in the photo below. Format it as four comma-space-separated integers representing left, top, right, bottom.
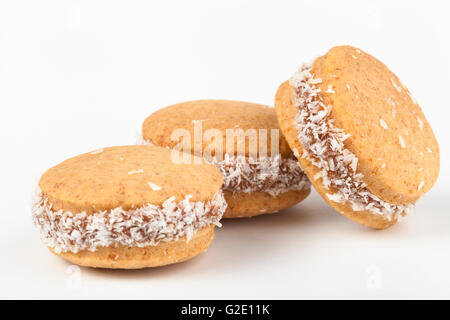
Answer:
275, 46, 439, 229
32, 145, 226, 269
142, 100, 311, 218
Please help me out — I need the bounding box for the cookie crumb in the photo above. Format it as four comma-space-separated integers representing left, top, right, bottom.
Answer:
379, 119, 389, 130
398, 135, 406, 148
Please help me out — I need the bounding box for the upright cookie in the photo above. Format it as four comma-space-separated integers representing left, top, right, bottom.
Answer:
275, 46, 439, 229
32, 146, 226, 269
142, 100, 311, 218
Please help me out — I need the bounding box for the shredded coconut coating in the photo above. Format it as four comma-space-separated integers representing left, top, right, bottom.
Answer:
32, 188, 226, 254
211, 154, 310, 197
290, 63, 414, 219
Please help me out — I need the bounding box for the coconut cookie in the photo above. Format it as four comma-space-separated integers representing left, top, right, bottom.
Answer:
32, 146, 226, 269
141, 100, 311, 218
275, 45, 439, 229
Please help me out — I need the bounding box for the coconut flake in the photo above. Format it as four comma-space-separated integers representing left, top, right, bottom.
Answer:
386, 97, 396, 107
398, 135, 406, 148
326, 193, 344, 203
128, 169, 144, 175
418, 181, 425, 191
148, 182, 162, 191
379, 119, 389, 130
408, 91, 418, 104
417, 117, 424, 130
391, 78, 402, 92
90, 149, 104, 155
326, 85, 335, 94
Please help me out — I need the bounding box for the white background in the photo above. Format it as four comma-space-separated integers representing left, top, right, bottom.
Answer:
0, 0, 449, 299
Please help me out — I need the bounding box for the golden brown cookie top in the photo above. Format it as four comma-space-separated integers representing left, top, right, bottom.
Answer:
39, 145, 223, 214
142, 100, 293, 158
309, 45, 439, 204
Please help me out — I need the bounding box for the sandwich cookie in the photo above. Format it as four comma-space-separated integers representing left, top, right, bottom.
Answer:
275, 46, 439, 229
141, 100, 311, 218
32, 145, 226, 269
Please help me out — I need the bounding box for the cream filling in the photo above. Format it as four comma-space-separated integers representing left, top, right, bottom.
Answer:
140, 138, 310, 197
211, 154, 310, 197
290, 63, 414, 219
32, 188, 227, 254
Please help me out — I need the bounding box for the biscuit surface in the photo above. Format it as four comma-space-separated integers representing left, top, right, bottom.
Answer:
52, 225, 215, 269
223, 189, 310, 218
40, 145, 223, 214
310, 46, 439, 204
142, 100, 293, 158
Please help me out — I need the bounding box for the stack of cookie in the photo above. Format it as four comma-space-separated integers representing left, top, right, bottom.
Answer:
32, 46, 439, 269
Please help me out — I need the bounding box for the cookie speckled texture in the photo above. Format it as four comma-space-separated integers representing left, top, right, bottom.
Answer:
275, 46, 439, 229
52, 226, 215, 269
142, 100, 293, 158
40, 145, 223, 213
224, 190, 309, 218
142, 100, 310, 218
